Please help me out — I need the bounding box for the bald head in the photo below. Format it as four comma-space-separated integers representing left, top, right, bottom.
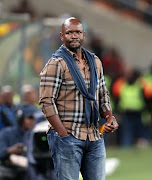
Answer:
62, 17, 83, 32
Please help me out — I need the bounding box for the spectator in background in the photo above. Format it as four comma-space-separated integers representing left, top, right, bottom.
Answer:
0, 105, 35, 180
22, 84, 39, 107
19, 84, 52, 179
114, 69, 149, 147
21, 85, 56, 180
143, 63, 152, 108
0, 85, 17, 130
142, 63, 152, 141
21, 84, 46, 124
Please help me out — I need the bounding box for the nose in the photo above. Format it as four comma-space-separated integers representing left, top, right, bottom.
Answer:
71, 32, 78, 38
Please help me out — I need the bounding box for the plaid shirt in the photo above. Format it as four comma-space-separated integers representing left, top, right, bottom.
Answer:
39, 48, 112, 141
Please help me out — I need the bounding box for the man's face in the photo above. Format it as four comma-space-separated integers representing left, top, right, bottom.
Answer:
60, 20, 85, 51
22, 117, 34, 130
3, 92, 14, 106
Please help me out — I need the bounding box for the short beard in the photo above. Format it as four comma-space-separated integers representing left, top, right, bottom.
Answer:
67, 44, 81, 52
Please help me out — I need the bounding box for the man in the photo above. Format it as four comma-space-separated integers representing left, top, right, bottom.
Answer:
0, 105, 35, 180
39, 17, 118, 180
0, 85, 17, 130
21, 84, 45, 124
21, 84, 39, 107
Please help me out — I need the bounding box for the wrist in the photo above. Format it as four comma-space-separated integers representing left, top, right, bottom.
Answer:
105, 114, 115, 121
58, 131, 68, 137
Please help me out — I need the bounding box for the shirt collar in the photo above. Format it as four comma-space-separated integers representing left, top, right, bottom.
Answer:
64, 45, 87, 63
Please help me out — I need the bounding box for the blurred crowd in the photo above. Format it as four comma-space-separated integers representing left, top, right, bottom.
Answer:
0, 84, 56, 180
87, 30, 152, 147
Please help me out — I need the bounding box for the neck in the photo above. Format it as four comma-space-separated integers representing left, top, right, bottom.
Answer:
75, 48, 82, 60
65, 45, 82, 60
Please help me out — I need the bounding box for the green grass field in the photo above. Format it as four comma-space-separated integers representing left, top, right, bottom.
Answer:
106, 147, 152, 180
79, 146, 152, 180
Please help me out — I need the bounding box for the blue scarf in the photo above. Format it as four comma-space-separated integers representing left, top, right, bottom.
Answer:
53, 45, 105, 127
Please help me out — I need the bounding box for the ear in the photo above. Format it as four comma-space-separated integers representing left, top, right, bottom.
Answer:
60, 32, 63, 41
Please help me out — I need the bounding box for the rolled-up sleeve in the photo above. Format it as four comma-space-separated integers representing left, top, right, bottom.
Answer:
99, 63, 112, 113
39, 58, 63, 118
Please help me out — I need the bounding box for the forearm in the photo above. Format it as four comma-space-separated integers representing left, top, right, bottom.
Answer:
99, 74, 112, 116
102, 110, 113, 119
47, 114, 68, 137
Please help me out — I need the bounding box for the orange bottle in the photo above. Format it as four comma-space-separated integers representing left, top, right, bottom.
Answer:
98, 124, 105, 134
98, 121, 115, 135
